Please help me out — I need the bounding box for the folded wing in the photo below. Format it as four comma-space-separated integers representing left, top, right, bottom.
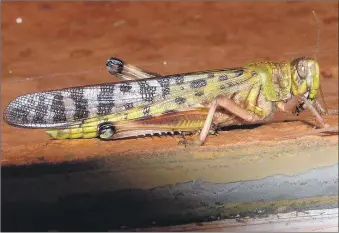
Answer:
3, 67, 253, 129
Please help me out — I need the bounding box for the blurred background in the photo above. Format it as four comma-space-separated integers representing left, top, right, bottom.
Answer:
1, 1, 338, 231
2, 2, 338, 88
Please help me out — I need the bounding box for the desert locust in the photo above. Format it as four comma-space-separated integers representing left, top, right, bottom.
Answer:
3, 12, 337, 146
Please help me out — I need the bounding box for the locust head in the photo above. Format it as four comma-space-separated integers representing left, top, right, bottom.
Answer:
290, 57, 320, 114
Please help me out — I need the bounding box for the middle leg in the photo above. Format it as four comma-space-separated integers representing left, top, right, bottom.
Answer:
181, 95, 263, 146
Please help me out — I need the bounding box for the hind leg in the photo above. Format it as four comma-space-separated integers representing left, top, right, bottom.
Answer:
106, 57, 162, 81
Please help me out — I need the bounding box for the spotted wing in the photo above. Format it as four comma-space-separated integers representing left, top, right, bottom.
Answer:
3, 67, 254, 129
4, 79, 166, 128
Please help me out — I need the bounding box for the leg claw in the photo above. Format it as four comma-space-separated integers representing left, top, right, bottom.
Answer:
178, 137, 203, 147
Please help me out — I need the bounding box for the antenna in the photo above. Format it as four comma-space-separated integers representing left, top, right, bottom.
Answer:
312, 10, 329, 114
312, 10, 320, 60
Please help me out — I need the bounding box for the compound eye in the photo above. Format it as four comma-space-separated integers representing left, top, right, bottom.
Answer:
296, 59, 308, 79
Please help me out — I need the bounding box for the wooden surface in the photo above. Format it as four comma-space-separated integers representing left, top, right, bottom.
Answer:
1, 1, 338, 231
1, 1, 338, 166
141, 208, 339, 232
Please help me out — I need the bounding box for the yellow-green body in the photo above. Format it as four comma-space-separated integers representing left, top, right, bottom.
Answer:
3, 57, 320, 140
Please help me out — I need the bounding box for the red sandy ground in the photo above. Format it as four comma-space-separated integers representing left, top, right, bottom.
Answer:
1, 2, 338, 166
